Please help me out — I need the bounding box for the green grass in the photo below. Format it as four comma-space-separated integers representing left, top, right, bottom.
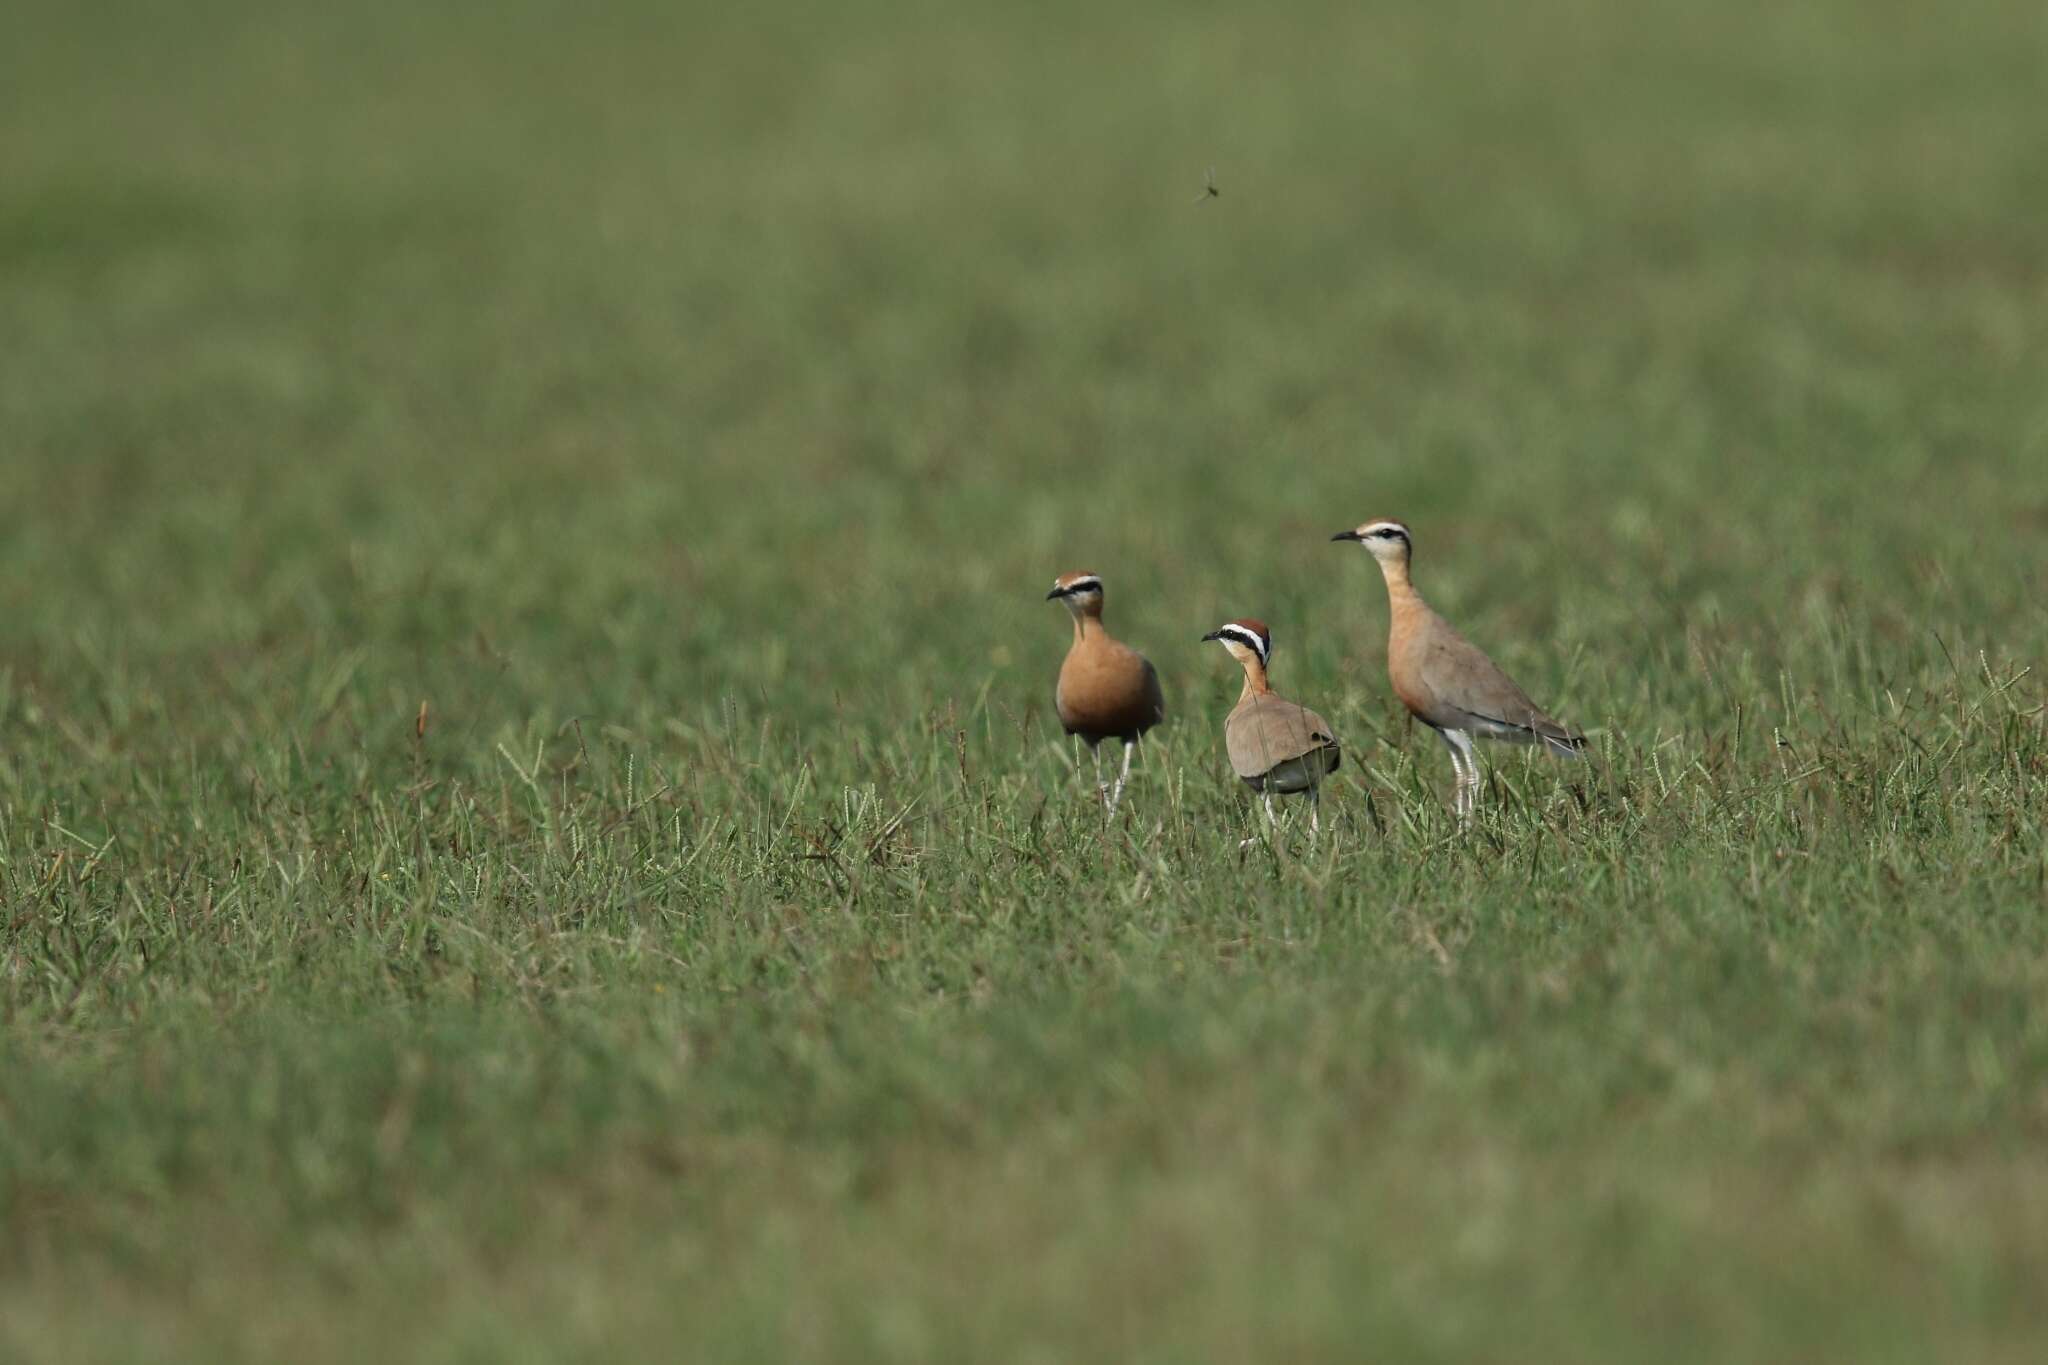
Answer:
5, 0, 2048, 1358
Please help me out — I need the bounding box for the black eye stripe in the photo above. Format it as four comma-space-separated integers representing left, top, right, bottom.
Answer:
1214, 627, 1269, 657
1058, 580, 1102, 596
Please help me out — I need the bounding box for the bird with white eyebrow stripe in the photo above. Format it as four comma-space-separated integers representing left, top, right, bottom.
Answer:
1046, 571, 1165, 816
1202, 618, 1342, 840
1332, 518, 1585, 823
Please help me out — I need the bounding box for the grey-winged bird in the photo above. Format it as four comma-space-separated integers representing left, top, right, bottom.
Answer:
1332, 519, 1584, 822
1202, 618, 1341, 838
1047, 572, 1165, 816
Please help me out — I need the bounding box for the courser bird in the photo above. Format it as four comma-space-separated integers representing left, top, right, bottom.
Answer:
1202, 618, 1341, 837
1332, 519, 1584, 822
1047, 572, 1165, 815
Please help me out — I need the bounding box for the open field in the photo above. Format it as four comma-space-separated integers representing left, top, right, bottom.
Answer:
5, 0, 2048, 1358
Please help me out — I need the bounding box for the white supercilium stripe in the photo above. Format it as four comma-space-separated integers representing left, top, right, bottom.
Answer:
1213, 626, 1268, 663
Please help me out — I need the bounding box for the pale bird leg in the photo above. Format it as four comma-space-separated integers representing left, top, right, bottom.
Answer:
1239, 788, 1279, 851
1309, 787, 1321, 840
1090, 744, 1109, 808
1462, 744, 1482, 824
1107, 739, 1135, 817
1440, 728, 1479, 827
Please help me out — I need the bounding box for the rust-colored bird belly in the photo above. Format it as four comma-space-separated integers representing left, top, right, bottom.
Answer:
1387, 630, 1450, 729
1057, 641, 1163, 745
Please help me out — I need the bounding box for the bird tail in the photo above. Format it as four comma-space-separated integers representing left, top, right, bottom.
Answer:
1538, 726, 1588, 759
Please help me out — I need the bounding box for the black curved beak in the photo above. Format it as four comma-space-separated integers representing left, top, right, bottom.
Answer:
1200, 630, 1222, 642
1045, 587, 1064, 600
1330, 530, 1361, 542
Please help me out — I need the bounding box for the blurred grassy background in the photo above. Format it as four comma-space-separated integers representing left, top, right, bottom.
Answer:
4, 1, 2048, 1360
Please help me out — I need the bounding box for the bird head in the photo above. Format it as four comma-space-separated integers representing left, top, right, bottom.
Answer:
1201, 618, 1271, 669
1046, 572, 1105, 617
1331, 518, 1412, 566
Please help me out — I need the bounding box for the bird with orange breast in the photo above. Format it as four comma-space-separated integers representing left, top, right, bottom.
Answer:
1332, 518, 1585, 822
1046, 572, 1165, 816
